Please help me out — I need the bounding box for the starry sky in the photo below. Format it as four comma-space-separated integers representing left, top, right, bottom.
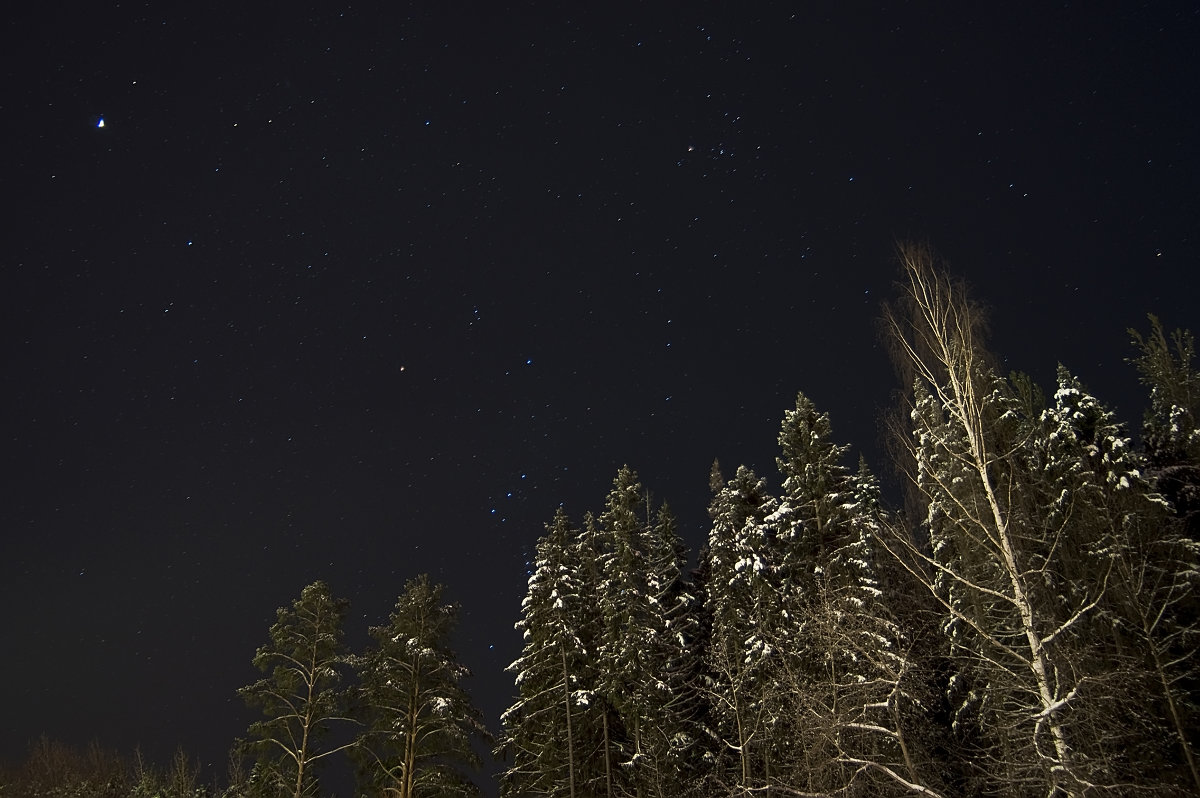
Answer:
3, 1, 1198, 790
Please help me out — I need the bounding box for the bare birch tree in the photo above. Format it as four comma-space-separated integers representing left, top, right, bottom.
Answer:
881, 243, 1116, 795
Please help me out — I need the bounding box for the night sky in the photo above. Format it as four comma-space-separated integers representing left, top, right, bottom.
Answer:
4, 1, 1198, 789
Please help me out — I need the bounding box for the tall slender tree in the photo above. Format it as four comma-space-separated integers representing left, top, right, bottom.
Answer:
701, 463, 781, 793
771, 394, 938, 795
239, 581, 356, 798
642, 502, 707, 795
1008, 366, 1188, 787
500, 508, 603, 798
352, 574, 490, 798
592, 467, 700, 797
1042, 357, 1199, 792
882, 243, 1119, 795
593, 466, 651, 797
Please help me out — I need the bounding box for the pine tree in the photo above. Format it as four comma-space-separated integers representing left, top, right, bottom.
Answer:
1003, 367, 1172, 785
768, 393, 849, 790
351, 574, 490, 798
845, 457, 945, 794
1127, 318, 1200, 791
592, 466, 651, 798
238, 581, 356, 798
643, 502, 707, 795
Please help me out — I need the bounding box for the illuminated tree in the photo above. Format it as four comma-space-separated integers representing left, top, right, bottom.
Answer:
882, 244, 1115, 795
593, 467, 700, 797
500, 508, 603, 798
701, 463, 781, 793
772, 395, 939, 795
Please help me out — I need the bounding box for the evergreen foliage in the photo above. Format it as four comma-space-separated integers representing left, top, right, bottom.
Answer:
238, 581, 355, 798
771, 395, 937, 794
1130, 315, 1200, 537
701, 464, 782, 792
10, 247, 1200, 798
593, 468, 700, 797
499, 508, 601, 797
351, 574, 489, 798
883, 244, 1198, 795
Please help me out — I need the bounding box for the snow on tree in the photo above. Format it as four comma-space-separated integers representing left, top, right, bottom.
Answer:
1039, 366, 1200, 792
499, 508, 604, 798
769, 394, 940, 795
701, 462, 783, 793
1124, 317, 1200, 790
591, 467, 701, 797
881, 243, 1130, 796
351, 574, 490, 798
1129, 315, 1200, 537
592, 465, 654, 798
1130, 315, 1200, 466
648, 501, 711, 795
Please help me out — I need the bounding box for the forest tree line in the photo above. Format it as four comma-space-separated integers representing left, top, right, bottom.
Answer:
497, 245, 1199, 797
1, 574, 491, 798
3, 244, 1198, 797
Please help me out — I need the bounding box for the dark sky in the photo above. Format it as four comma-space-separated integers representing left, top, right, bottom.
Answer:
4, 1, 1197, 791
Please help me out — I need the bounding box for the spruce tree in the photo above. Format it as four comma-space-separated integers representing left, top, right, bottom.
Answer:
500, 508, 602, 798
1001, 367, 1158, 785
1041, 366, 1200, 791
593, 466, 651, 797
351, 574, 489, 798
1129, 315, 1200, 536
701, 463, 781, 793
592, 467, 700, 797
772, 394, 936, 795
643, 502, 707, 795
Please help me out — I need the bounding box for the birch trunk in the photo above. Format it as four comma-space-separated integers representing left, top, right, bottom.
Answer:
885, 243, 1087, 794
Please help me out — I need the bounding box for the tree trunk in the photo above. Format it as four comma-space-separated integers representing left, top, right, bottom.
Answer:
562, 645, 576, 798
886, 244, 1082, 795
602, 708, 613, 798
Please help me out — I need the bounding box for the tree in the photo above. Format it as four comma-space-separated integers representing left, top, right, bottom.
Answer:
701, 462, 782, 793
642, 502, 709, 795
882, 244, 1119, 795
1126, 317, 1200, 785
1010, 365, 1195, 788
592, 467, 701, 798
1126, 318, 1200, 792
0, 737, 130, 798
770, 394, 939, 795
500, 508, 604, 798
352, 574, 490, 798
239, 581, 356, 798
1129, 315, 1200, 536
